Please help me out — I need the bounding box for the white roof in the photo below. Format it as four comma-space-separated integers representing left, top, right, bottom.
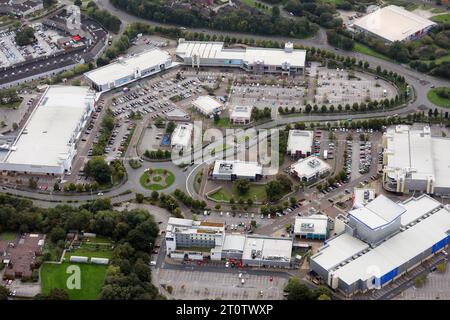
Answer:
290, 156, 331, 178
332, 205, 450, 285
213, 160, 262, 178
166, 108, 188, 119
384, 125, 450, 188
176, 40, 306, 67
192, 95, 222, 115
222, 234, 246, 252
294, 214, 328, 236
311, 233, 370, 272
84, 48, 171, 86
230, 105, 252, 120
242, 235, 293, 262
171, 123, 193, 149
1, 86, 95, 169
287, 130, 314, 154
349, 195, 406, 230
399, 194, 441, 226
167, 217, 194, 228
353, 5, 436, 42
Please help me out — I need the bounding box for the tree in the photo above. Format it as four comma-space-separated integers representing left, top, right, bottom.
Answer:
135, 193, 144, 204
284, 278, 312, 300
150, 191, 159, 201
28, 178, 37, 189
85, 156, 112, 185
235, 179, 250, 195
74, 0, 82, 6
317, 294, 331, 300
15, 27, 36, 46
215, 203, 221, 210
290, 197, 297, 206
49, 226, 66, 243
0, 285, 9, 300
43, 0, 56, 8
53, 183, 60, 192
46, 288, 69, 300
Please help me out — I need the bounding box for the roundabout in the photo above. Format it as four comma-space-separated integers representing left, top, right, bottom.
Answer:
139, 168, 175, 191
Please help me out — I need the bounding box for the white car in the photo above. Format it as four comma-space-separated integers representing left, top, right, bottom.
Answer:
225, 262, 230, 268
97, 192, 104, 196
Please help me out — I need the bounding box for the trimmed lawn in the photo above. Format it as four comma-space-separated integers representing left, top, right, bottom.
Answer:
214, 117, 230, 127
354, 43, 393, 62
432, 14, 450, 24
64, 241, 114, 260
427, 87, 450, 108
41, 262, 108, 300
0, 232, 17, 241
209, 188, 232, 202
232, 183, 267, 202
241, 0, 271, 12
140, 169, 175, 190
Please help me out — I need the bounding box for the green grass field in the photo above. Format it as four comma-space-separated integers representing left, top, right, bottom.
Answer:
427, 87, 450, 108
140, 169, 175, 190
241, 0, 271, 12
432, 14, 450, 24
354, 43, 393, 62
64, 241, 114, 260
209, 188, 232, 202
40, 262, 108, 300
232, 183, 267, 202
0, 232, 17, 241
213, 117, 230, 128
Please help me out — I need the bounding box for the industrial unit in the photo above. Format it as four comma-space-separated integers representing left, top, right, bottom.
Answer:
212, 160, 263, 181
294, 214, 329, 240
290, 156, 331, 182
0, 86, 96, 176
287, 130, 314, 159
192, 95, 223, 117
176, 39, 306, 75
351, 5, 436, 43
230, 105, 253, 124
170, 123, 193, 150
84, 48, 173, 92
382, 125, 450, 196
310, 194, 450, 297
165, 218, 293, 268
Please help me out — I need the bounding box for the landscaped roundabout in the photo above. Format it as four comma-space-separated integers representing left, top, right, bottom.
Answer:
139, 168, 175, 190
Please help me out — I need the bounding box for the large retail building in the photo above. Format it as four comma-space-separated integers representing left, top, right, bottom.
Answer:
176, 39, 306, 75
0, 86, 96, 176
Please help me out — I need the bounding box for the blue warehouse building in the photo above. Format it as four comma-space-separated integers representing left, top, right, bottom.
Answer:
310, 194, 450, 297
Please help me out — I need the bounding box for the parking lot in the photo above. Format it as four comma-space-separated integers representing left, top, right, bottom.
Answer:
315, 67, 396, 105
198, 210, 275, 233
158, 269, 288, 300
0, 23, 76, 68
396, 264, 450, 300
110, 75, 205, 122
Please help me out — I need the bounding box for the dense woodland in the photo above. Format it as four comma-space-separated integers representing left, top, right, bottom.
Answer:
109, 0, 318, 38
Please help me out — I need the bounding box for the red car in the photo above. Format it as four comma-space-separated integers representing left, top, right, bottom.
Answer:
269, 276, 273, 282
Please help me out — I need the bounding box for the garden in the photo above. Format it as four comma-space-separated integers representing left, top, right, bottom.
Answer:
139, 168, 175, 190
